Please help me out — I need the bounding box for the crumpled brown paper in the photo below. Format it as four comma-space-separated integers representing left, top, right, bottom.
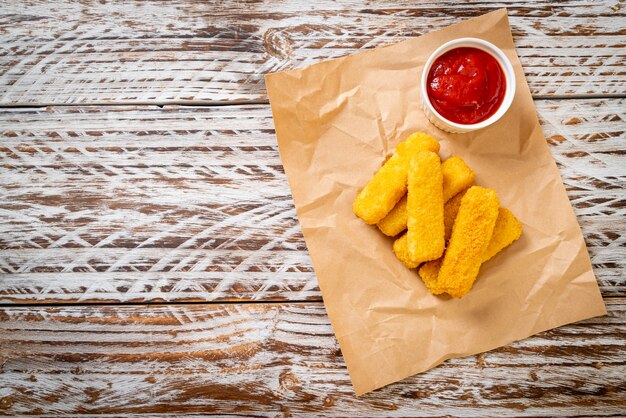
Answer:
265, 9, 606, 396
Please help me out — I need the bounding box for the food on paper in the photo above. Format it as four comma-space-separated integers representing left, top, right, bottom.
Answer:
395, 132, 441, 157
392, 234, 419, 269
441, 157, 476, 201
417, 258, 443, 295
268, 11, 606, 394
353, 131, 521, 298
419, 206, 522, 294
353, 133, 440, 224
377, 156, 474, 237
377, 195, 409, 236
443, 190, 466, 241
393, 189, 468, 270
426, 47, 505, 125
482, 208, 523, 262
436, 186, 500, 298
407, 151, 445, 263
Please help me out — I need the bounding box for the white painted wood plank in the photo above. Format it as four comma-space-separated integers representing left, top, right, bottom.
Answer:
0, 1, 624, 105
0, 100, 624, 302
0, 300, 623, 416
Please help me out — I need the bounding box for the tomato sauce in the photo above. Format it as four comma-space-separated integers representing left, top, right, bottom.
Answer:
426, 47, 505, 125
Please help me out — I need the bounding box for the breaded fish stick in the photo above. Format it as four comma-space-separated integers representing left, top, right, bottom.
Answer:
393, 189, 467, 269
482, 208, 523, 262
377, 156, 474, 236
353, 132, 439, 224
419, 206, 522, 295
443, 190, 466, 241
437, 186, 500, 298
416, 190, 466, 294
407, 151, 445, 263
377, 195, 408, 236
441, 156, 476, 202
392, 234, 419, 269
417, 258, 443, 294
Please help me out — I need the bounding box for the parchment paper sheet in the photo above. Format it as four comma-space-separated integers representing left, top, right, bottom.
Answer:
265, 9, 607, 395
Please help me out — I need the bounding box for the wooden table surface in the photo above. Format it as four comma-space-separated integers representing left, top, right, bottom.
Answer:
1, 1, 624, 416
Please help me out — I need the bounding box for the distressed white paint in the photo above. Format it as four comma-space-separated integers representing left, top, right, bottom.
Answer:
0, 3, 623, 416
0, 1, 624, 105
0, 101, 624, 302
0, 300, 624, 415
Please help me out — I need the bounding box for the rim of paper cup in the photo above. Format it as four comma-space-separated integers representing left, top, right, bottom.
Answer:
420, 38, 516, 132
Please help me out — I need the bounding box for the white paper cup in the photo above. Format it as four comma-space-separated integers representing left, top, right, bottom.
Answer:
421, 38, 516, 134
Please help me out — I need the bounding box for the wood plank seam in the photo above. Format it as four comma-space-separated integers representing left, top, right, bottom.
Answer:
0, 299, 624, 415
2, 93, 626, 110
1, 1, 625, 105
0, 100, 623, 303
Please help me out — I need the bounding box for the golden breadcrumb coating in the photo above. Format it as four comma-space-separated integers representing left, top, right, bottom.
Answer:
353, 132, 439, 224
392, 189, 466, 272
441, 156, 476, 202
443, 190, 466, 242
407, 151, 445, 263
482, 208, 523, 262
417, 257, 444, 294
376, 156, 474, 236
437, 186, 499, 298
377, 195, 408, 236
392, 233, 419, 269
419, 206, 522, 295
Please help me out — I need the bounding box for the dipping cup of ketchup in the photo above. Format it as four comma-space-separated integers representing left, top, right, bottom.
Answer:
421, 38, 516, 133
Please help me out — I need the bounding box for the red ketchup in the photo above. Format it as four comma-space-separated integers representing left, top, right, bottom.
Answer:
427, 47, 505, 125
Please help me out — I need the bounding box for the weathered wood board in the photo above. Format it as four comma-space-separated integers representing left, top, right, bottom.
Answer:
0, 299, 624, 416
1, 1, 625, 105
0, 2, 624, 415
0, 100, 624, 303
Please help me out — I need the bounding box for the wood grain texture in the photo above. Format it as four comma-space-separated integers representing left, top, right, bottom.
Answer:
1, 100, 624, 303
0, 299, 623, 416
1, 0, 625, 105
1, 2, 623, 416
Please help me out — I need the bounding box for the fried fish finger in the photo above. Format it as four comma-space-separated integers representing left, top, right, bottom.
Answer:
407, 151, 445, 263
417, 257, 443, 294
437, 186, 499, 298
416, 189, 465, 294
377, 195, 408, 236
393, 189, 467, 270
377, 156, 474, 236
443, 190, 466, 241
353, 132, 440, 224
482, 207, 523, 262
418, 206, 522, 295
441, 156, 476, 202
392, 233, 419, 269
